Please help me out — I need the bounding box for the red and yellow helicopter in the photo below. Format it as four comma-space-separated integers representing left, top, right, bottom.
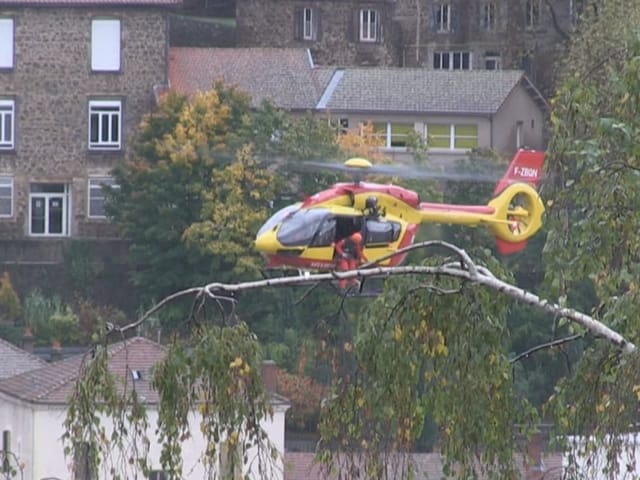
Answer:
254, 149, 545, 271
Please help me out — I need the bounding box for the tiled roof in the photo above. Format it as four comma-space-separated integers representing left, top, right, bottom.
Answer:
0, 336, 165, 404
284, 452, 564, 480
321, 68, 538, 114
167, 48, 547, 115
0, 0, 180, 5
0, 337, 290, 407
168, 47, 323, 110
0, 337, 45, 379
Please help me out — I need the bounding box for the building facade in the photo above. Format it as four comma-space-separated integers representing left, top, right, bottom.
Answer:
0, 0, 178, 256
236, 0, 585, 94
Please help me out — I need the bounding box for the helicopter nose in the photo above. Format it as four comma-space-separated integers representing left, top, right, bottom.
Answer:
255, 231, 278, 254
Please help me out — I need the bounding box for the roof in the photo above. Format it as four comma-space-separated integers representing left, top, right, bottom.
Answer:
0, 0, 180, 5
320, 68, 546, 114
0, 337, 289, 407
284, 452, 564, 480
168, 47, 323, 110
0, 336, 45, 379
166, 48, 548, 116
0, 336, 165, 404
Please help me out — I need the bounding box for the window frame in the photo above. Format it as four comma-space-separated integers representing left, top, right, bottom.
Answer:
485, 52, 502, 70
88, 100, 122, 151
88, 176, 118, 219
433, 51, 472, 71
359, 9, 378, 42
0, 18, 14, 69
426, 124, 478, 151
0, 177, 13, 218
373, 122, 414, 149
302, 7, 314, 40
91, 18, 121, 72
0, 100, 14, 150
28, 183, 70, 237
525, 0, 541, 28
481, 3, 496, 30
435, 3, 451, 32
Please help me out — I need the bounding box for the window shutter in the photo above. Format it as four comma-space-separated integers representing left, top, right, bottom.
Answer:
294, 8, 303, 40
376, 10, 383, 44
429, 5, 437, 31
452, 6, 460, 32
313, 9, 321, 41
349, 10, 359, 42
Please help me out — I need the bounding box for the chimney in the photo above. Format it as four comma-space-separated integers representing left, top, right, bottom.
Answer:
50, 340, 63, 362
21, 328, 34, 354
262, 360, 278, 392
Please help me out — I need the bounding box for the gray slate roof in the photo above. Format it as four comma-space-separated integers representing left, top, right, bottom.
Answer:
0, 337, 45, 379
168, 47, 323, 110
167, 48, 548, 116
320, 68, 537, 114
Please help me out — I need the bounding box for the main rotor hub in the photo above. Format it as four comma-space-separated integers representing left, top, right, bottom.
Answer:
344, 157, 373, 169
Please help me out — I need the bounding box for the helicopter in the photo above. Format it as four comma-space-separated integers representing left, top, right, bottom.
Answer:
254, 149, 545, 272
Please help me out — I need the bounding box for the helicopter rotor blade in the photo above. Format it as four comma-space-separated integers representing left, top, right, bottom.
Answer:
293, 160, 503, 183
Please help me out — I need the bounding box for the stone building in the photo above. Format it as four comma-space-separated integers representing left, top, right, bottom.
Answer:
236, 0, 584, 94
0, 0, 180, 263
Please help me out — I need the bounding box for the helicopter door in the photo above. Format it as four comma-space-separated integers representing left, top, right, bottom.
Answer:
363, 219, 402, 264
305, 216, 337, 263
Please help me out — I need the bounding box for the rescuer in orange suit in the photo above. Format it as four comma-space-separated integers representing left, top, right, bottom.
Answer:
334, 231, 367, 289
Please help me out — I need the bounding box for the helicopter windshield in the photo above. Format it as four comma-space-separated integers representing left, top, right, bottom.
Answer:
257, 203, 301, 238
277, 208, 331, 247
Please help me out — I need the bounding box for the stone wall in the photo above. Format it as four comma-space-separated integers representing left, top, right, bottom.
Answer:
236, 0, 577, 94
236, 0, 398, 66
0, 7, 170, 240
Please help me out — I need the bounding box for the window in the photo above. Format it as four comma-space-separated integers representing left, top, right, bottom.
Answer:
570, 0, 585, 25
0, 18, 13, 69
485, 52, 501, 70
149, 471, 168, 480
303, 8, 313, 40
295, 7, 318, 41
365, 219, 401, 245
29, 183, 70, 236
0, 177, 13, 217
89, 100, 121, 150
435, 4, 451, 32
360, 9, 378, 42
526, 0, 541, 28
88, 177, 118, 218
373, 122, 414, 148
0, 100, 14, 149
426, 124, 478, 150
481, 3, 496, 30
91, 19, 120, 71
433, 51, 472, 70
329, 117, 349, 134
2, 430, 10, 474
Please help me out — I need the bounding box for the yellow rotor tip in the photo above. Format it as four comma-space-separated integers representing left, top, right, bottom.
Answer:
344, 157, 372, 169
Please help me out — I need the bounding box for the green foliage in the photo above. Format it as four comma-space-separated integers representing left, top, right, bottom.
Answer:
318, 252, 538, 479
543, 1, 640, 475
23, 289, 80, 345
63, 240, 104, 297
0, 272, 20, 324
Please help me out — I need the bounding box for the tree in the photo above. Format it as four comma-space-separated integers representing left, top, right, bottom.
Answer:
70, 8, 640, 476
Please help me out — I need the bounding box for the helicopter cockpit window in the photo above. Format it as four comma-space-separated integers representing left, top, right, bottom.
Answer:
257, 203, 301, 238
365, 219, 401, 245
277, 208, 330, 247
310, 216, 336, 247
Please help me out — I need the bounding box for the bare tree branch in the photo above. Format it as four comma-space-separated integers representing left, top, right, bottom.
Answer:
112, 241, 636, 354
